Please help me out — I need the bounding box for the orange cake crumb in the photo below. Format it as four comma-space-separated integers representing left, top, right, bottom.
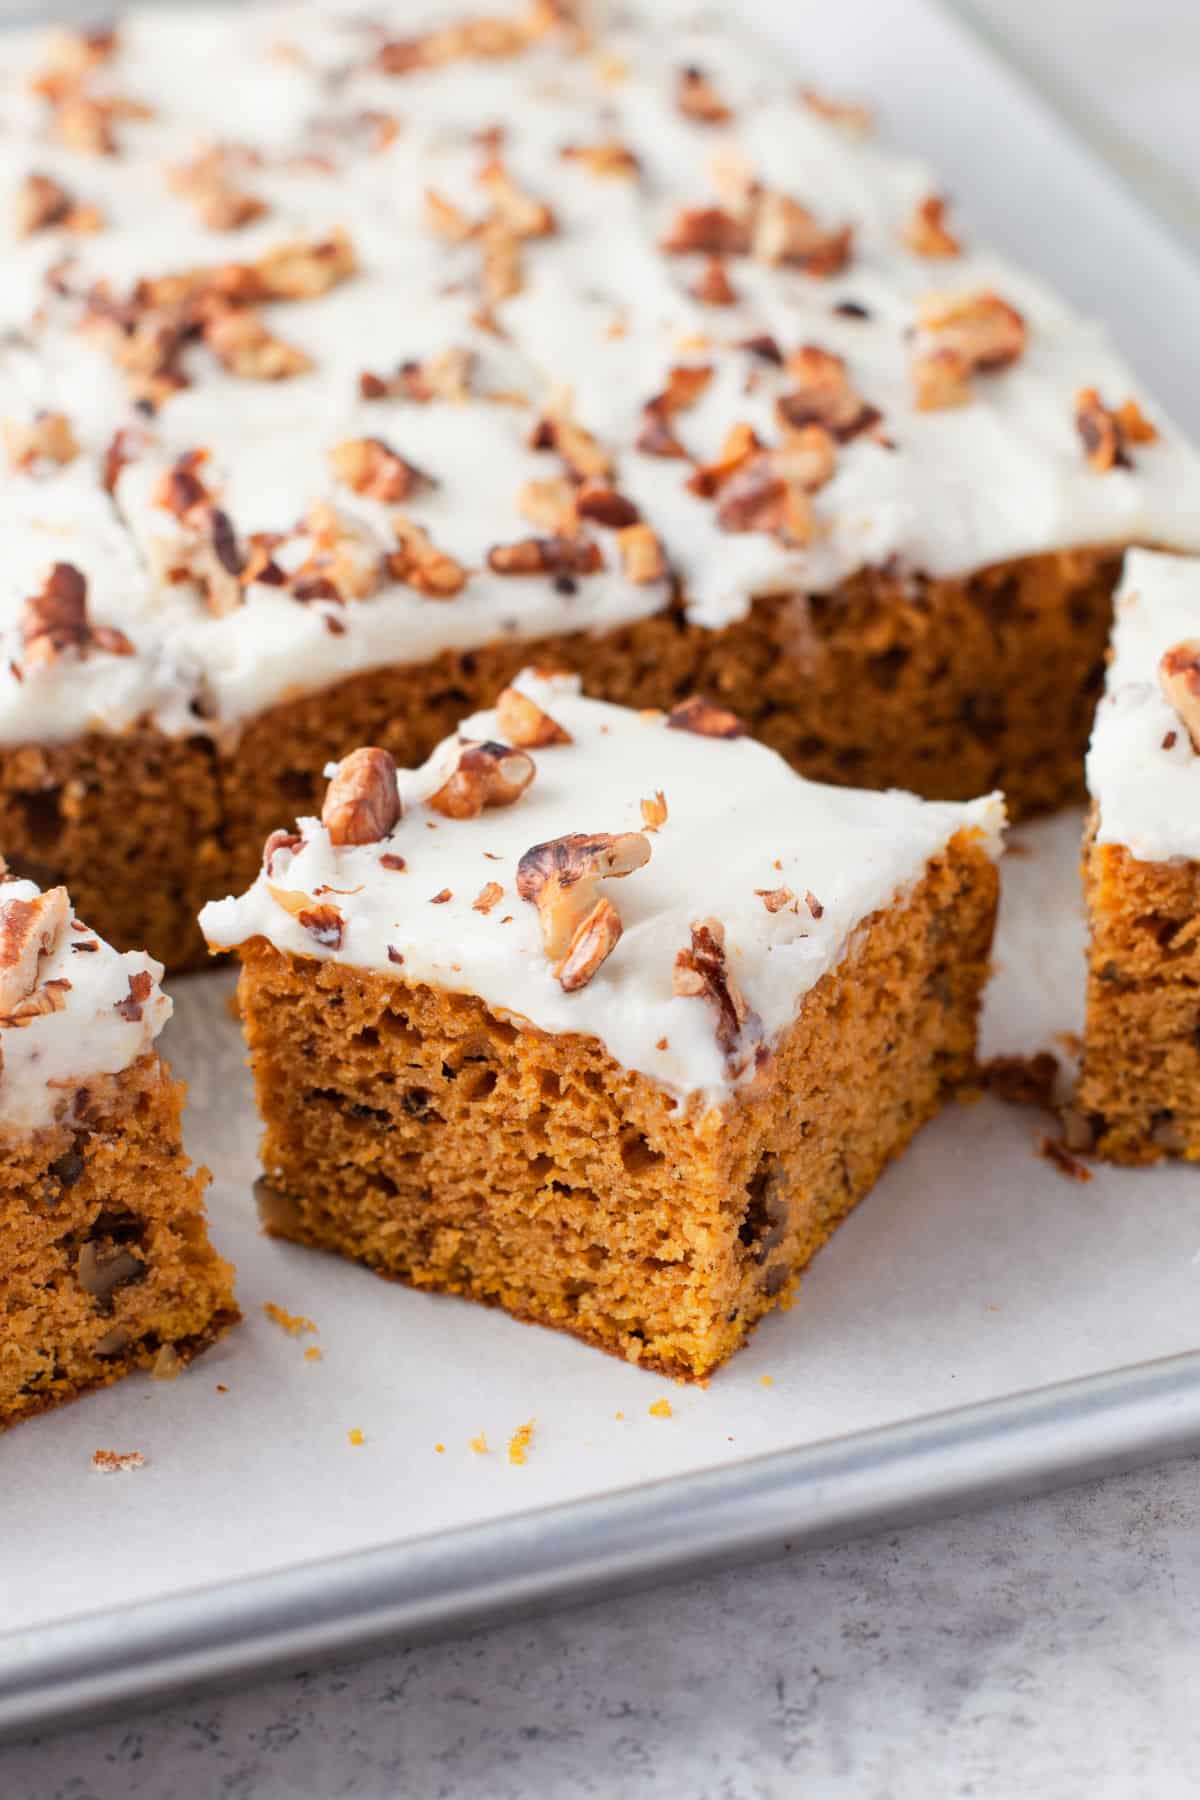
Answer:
508, 1420, 535, 1464
262, 1302, 317, 1337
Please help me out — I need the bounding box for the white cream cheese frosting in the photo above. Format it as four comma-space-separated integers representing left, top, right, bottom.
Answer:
1, 0, 1198, 750
201, 670, 1005, 1105
1087, 549, 1200, 865
0, 878, 171, 1131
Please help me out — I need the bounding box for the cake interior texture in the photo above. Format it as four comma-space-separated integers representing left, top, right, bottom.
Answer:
1077, 818, 1200, 1166
0, 546, 1112, 972
0, 1052, 238, 1430
238, 829, 997, 1380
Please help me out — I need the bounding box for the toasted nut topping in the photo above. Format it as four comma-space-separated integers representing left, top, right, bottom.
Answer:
203, 307, 313, 381
15, 171, 74, 236
516, 830, 650, 979
330, 436, 430, 502
560, 140, 640, 180
691, 256, 738, 306
262, 829, 303, 875
672, 917, 763, 1073
115, 968, 154, 1021
751, 192, 853, 275
685, 421, 762, 498
478, 157, 556, 238
713, 451, 817, 542
1075, 388, 1159, 473
661, 205, 750, 257
556, 896, 623, 991
912, 290, 1026, 409
617, 523, 668, 584
21, 562, 134, 664
635, 415, 689, 459
254, 228, 357, 299
528, 406, 613, 482
667, 695, 745, 738
640, 791, 668, 832
801, 88, 873, 136
1159, 640, 1200, 751
424, 186, 474, 241
168, 150, 267, 232
363, 346, 478, 404
778, 345, 880, 442
322, 747, 402, 846
428, 740, 536, 819
575, 484, 640, 528
487, 535, 604, 578
0, 885, 70, 1014
676, 66, 732, 125
290, 501, 382, 604
647, 363, 714, 419
901, 193, 961, 258
3, 411, 79, 472
755, 885, 795, 913
517, 477, 578, 534
473, 880, 504, 914
389, 515, 468, 598
296, 903, 345, 948
496, 685, 572, 747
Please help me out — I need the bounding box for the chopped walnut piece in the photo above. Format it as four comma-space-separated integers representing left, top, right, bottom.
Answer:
755, 886, 796, 913
479, 223, 524, 303
428, 740, 536, 819
389, 516, 468, 598
487, 535, 604, 578
902, 193, 962, 258
3, 976, 72, 1026
151, 456, 246, 615
296, 903, 345, 949
1075, 388, 1159, 472
528, 407, 612, 482
617, 523, 668, 584
330, 436, 430, 502
253, 227, 356, 299
912, 289, 1026, 409
778, 345, 880, 442
0, 885, 70, 1014
751, 191, 851, 274
691, 257, 738, 306
676, 66, 732, 125
473, 881, 504, 914
20, 561, 134, 664
801, 88, 873, 137
560, 140, 640, 179
496, 685, 572, 747
661, 205, 750, 257
685, 421, 763, 499
477, 157, 556, 238
714, 451, 815, 542
517, 477, 578, 535
648, 364, 714, 419
322, 747, 402, 846
262, 830, 303, 875
3, 411, 79, 473
367, 346, 477, 404
31, 25, 117, 98
169, 150, 267, 232
115, 969, 154, 1022
640, 791, 668, 832
203, 307, 313, 381
574, 483, 639, 529
667, 695, 745, 738
424, 186, 475, 242
1158, 640, 1200, 752
290, 502, 382, 603
673, 918, 763, 1074
636, 415, 689, 459
15, 171, 75, 236
516, 830, 650, 984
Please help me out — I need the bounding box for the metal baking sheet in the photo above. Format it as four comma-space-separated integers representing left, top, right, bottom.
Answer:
4, 0, 1200, 1739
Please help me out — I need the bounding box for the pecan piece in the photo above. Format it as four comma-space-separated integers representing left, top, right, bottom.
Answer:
1075, 388, 1159, 473
203, 307, 312, 381
367, 346, 477, 404
617, 523, 668, 584
575, 483, 640, 528
778, 346, 880, 442
751, 193, 853, 275
389, 516, 468, 598
3, 411, 79, 472
115, 969, 154, 1022
901, 193, 962, 258
912, 290, 1026, 409
496, 686, 572, 747
685, 421, 763, 498
661, 205, 750, 257
296, 903, 345, 949
672, 918, 763, 1073
253, 227, 357, 299
428, 741, 536, 819
322, 747, 402, 846
0, 885, 70, 1014
516, 830, 650, 983
1158, 640, 1200, 751
676, 66, 732, 125
528, 408, 612, 482
330, 436, 430, 502
487, 535, 604, 578
667, 696, 745, 738
21, 562, 132, 663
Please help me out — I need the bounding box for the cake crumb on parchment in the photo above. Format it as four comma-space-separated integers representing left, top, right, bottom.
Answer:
649, 1398, 673, 1418
92, 1448, 145, 1473
508, 1419, 535, 1464
347, 1427, 365, 1446
263, 1301, 318, 1337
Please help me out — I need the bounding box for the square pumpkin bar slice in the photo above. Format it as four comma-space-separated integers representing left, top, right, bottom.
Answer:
1076, 550, 1200, 1164
0, 876, 237, 1429
202, 672, 1003, 1378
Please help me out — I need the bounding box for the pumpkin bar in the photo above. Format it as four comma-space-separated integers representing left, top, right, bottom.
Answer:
1076, 550, 1200, 1164
0, 875, 237, 1429
1, 5, 1194, 972
202, 671, 1002, 1378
